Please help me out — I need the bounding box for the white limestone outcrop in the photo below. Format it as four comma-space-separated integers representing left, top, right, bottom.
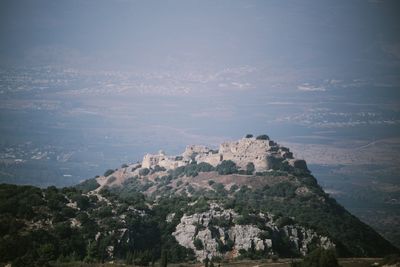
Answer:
172, 203, 334, 261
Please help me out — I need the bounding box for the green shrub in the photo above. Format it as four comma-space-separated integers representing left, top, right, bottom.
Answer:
103, 169, 115, 176
266, 182, 297, 198
75, 178, 100, 192
71, 194, 90, 210
258, 230, 271, 240
216, 238, 234, 253
211, 183, 227, 195
153, 165, 166, 172
139, 168, 150, 176
183, 164, 199, 177
209, 216, 233, 228
193, 238, 204, 250
187, 185, 195, 194
168, 162, 214, 179
194, 223, 206, 236
382, 254, 400, 265
276, 216, 294, 227
211, 256, 223, 263
216, 160, 238, 175
256, 134, 270, 140
245, 134, 253, 138
169, 166, 186, 178
229, 184, 239, 193
299, 248, 340, 267
196, 162, 215, 172
246, 162, 255, 175
96, 206, 113, 217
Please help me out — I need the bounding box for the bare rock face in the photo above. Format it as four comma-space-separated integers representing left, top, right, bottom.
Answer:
172, 203, 334, 261
283, 225, 335, 256
228, 224, 265, 252
182, 145, 213, 159
184, 145, 221, 166
218, 138, 273, 171
142, 151, 187, 170
140, 136, 305, 173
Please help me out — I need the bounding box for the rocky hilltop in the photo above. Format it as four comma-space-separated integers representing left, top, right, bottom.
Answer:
142, 136, 306, 172
90, 135, 397, 259
0, 134, 398, 266
96, 135, 308, 191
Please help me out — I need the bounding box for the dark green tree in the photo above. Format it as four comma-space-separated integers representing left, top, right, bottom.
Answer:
246, 162, 255, 175
204, 257, 209, 267
216, 160, 238, 175
256, 134, 269, 140
84, 240, 98, 263
139, 168, 150, 176
126, 251, 133, 264
103, 169, 115, 176
160, 249, 168, 267
36, 243, 56, 267
300, 248, 340, 267
194, 238, 204, 250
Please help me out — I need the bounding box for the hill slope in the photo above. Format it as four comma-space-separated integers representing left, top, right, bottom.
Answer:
0, 136, 398, 266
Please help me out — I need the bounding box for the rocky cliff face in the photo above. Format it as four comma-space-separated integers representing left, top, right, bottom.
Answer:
172, 203, 334, 261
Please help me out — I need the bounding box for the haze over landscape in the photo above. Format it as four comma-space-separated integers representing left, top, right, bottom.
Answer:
1, 0, 400, 260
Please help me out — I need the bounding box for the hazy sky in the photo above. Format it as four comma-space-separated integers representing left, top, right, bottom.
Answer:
1, 0, 399, 75
1, 0, 400, 149
0, 0, 400, 186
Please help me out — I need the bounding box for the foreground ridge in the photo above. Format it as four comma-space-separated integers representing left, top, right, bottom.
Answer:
0, 135, 398, 266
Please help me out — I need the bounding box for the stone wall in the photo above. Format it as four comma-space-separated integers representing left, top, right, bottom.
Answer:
142, 151, 186, 169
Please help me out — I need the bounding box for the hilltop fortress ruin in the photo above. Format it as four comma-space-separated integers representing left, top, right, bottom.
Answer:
141, 135, 308, 173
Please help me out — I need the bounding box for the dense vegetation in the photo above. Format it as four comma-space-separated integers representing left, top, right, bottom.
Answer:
291, 248, 340, 267
168, 162, 215, 178
225, 174, 398, 257
0, 184, 195, 266
256, 134, 269, 140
